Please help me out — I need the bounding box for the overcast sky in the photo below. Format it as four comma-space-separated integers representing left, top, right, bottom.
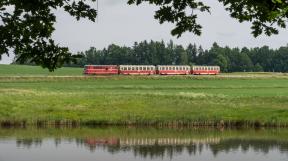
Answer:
1, 0, 288, 64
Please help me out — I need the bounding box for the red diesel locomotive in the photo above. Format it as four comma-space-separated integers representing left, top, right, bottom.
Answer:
84, 65, 220, 75
84, 65, 119, 75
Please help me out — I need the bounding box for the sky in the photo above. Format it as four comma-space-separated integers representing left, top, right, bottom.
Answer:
1, 0, 288, 64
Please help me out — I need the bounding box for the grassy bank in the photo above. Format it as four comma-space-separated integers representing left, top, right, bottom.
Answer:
0, 65, 288, 127
0, 64, 82, 76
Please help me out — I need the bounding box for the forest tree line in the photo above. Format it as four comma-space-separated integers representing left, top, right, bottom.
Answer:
76, 40, 288, 73
16, 40, 288, 73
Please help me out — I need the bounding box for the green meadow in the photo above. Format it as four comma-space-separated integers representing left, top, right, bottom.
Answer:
1, 64, 288, 127
0, 64, 83, 76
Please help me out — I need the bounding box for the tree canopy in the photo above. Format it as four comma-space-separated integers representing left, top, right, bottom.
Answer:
2, 0, 288, 71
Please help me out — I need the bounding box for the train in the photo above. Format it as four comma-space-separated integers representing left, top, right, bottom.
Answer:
84, 65, 220, 75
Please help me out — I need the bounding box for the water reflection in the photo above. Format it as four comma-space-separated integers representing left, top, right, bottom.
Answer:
1, 127, 288, 161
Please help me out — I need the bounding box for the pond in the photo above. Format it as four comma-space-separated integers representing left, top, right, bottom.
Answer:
0, 127, 287, 161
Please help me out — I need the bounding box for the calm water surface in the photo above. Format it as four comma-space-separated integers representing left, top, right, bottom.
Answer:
0, 127, 287, 161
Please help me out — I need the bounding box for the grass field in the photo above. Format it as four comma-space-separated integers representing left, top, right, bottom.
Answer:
0, 64, 83, 76
1, 64, 288, 127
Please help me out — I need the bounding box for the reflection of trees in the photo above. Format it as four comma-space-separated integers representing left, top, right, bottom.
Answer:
209, 139, 288, 156
16, 139, 42, 148
14, 137, 288, 159
76, 137, 288, 159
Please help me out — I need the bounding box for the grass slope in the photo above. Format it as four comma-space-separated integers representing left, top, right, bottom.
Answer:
0, 65, 288, 127
0, 64, 83, 76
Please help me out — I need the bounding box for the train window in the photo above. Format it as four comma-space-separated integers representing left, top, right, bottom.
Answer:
143, 67, 146, 70
139, 67, 142, 70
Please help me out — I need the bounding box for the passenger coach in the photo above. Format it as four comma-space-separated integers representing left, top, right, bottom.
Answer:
191, 66, 220, 75
157, 65, 191, 75
119, 65, 156, 75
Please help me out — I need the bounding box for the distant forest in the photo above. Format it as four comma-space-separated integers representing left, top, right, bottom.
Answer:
16, 40, 288, 73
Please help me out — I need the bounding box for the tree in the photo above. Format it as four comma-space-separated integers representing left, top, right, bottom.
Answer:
254, 63, 264, 72
186, 43, 197, 65
2, 0, 288, 71
128, 0, 288, 37
213, 54, 228, 72
0, 0, 97, 71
